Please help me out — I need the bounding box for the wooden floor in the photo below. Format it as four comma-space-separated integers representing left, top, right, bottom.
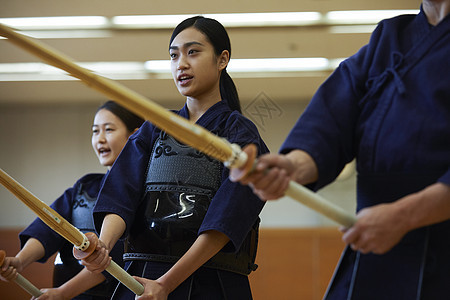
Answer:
0, 227, 345, 299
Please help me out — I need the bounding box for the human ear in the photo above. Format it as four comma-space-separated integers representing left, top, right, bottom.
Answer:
218, 50, 230, 71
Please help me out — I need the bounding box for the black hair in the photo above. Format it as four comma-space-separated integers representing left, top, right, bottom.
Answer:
96, 101, 144, 132
169, 16, 242, 113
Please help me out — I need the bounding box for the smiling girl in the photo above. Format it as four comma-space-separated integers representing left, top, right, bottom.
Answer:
80, 16, 269, 300
0, 101, 143, 300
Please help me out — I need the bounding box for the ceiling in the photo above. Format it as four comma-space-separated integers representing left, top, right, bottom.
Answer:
0, 0, 420, 106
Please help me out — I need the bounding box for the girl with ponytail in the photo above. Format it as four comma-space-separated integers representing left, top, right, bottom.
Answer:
81, 16, 269, 299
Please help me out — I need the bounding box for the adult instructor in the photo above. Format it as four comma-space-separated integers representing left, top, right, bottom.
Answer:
233, 1, 450, 299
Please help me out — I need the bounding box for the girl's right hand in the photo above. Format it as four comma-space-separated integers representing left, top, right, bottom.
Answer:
0, 257, 23, 282
79, 240, 111, 273
230, 150, 318, 201
231, 153, 295, 200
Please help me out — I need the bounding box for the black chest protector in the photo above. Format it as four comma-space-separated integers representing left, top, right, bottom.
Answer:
72, 183, 97, 233
125, 132, 258, 275
53, 183, 115, 297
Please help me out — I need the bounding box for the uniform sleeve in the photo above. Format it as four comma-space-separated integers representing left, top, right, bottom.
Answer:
438, 169, 450, 186
19, 187, 76, 263
280, 23, 388, 191
199, 114, 269, 252
93, 122, 154, 239
280, 62, 361, 190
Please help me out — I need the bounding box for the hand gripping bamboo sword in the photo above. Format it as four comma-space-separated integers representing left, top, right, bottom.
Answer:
0, 169, 145, 295
0, 23, 356, 228
0, 250, 43, 298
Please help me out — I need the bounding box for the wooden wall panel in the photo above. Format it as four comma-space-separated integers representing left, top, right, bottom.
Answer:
250, 228, 344, 300
0, 228, 345, 299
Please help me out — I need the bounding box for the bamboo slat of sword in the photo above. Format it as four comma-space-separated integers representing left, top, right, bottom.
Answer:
0, 169, 145, 296
0, 250, 43, 298
0, 24, 356, 227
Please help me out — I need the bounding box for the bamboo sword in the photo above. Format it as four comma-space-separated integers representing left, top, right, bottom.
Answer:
0, 169, 144, 295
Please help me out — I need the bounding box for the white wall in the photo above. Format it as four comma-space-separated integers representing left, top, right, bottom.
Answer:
0, 103, 105, 227
242, 96, 356, 227
0, 99, 356, 229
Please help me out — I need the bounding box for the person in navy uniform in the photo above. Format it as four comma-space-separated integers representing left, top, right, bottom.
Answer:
80, 16, 269, 300
0, 101, 143, 299
233, 1, 450, 299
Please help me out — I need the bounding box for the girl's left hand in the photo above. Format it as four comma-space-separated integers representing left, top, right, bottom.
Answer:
32, 287, 68, 300
134, 276, 168, 300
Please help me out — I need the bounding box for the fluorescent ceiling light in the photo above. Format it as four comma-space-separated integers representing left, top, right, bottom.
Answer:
328, 25, 377, 34
145, 58, 333, 73
0, 63, 59, 74
143, 60, 171, 73
0, 62, 145, 74
112, 14, 195, 29
0, 62, 148, 81
113, 12, 322, 29
0, 30, 113, 40
326, 10, 419, 24
228, 58, 329, 72
0, 16, 109, 30
328, 58, 345, 69
208, 12, 322, 27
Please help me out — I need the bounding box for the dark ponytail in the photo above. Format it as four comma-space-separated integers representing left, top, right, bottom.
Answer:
220, 70, 241, 113
170, 16, 242, 113
97, 101, 144, 132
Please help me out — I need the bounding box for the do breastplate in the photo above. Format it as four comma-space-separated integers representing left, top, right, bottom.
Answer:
126, 132, 222, 256
71, 183, 96, 233
54, 184, 114, 297
54, 183, 96, 271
